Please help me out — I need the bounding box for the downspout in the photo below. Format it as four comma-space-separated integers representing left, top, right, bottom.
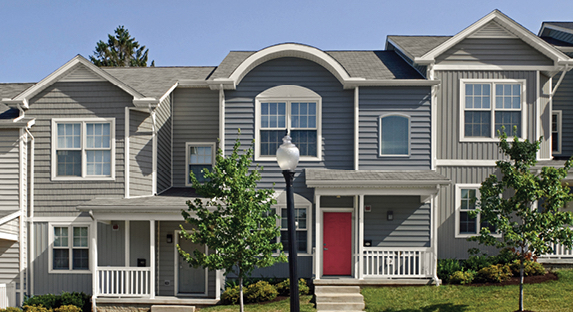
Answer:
428, 63, 437, 170
219, 85, 225, 154
150, 104, 157, 195
25, 128, 35, 296
354, 87, 359, 170
18, 128, 26, 303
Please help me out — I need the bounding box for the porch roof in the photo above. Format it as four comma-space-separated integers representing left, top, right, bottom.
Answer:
305, 169, 450, 188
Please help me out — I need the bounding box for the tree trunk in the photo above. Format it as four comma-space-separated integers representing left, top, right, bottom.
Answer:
519, 255, 524, 311
239, 269, 244, 312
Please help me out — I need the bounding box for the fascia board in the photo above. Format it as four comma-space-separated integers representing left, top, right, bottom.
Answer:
0, 211, 21, 226
208, 78, 236, 90
177, 80, 209, 88
306, 180, 450, 188
344, 79, 440, 88
132, 97, 159, 108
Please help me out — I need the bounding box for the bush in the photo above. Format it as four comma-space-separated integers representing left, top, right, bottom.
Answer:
510, 259, 545, 277
492, 248, 519, 265
22, 293, 89, 312
464, 255, 493, 272
221, 286, 240, 305
22, 306, 51, 312
53, 306, 81, 312
0, 307, 23, 312
437, 259, 462, 281
477, 264, 512, 283
448, 270, 476, 285
245, 281, 278, 303
275, 279, 310, 296
23, 294, 58, 310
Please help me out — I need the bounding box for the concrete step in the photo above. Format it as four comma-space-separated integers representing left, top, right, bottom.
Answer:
315, 285, 361, 294
151, 305, 195, 312
316, 302, 365, 311
315, 293, 364, 303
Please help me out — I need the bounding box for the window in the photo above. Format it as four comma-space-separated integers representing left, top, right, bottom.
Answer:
460, 80, 525, 141
255, 85, 321, 161
185, 143, 215, 186
50, 224, 90, 272
51, 118, 115, 180
552, 111, 562, 154
455, 184, 498, 238
380, 115, 409, 156
268, 207, 309, 254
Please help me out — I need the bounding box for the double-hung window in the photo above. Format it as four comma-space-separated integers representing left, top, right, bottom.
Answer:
552, 111, 562, 154
267, 207, 310, 254
380, 114, 410, 156
461, 80, 525, 141
50, 224, 90, 272
186, 142, 215, 185
52, 118, 115, 180
455, 184, 497, 238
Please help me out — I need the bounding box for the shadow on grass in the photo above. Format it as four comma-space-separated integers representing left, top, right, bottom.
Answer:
377, 303, 469, 312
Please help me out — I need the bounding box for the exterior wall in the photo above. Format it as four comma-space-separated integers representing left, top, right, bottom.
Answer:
435, 70, 538, 160
172, 88, 219, 188
363, 196, 430, 247
156, 96, 172, 193
539, 73, 552, 159
358, 86, 431, 170
129, 110, 153, 197
553, 70, 573, 157
129, 221, 149, 267
98, 222, 125, 267
436, 38, 553, 66
26, 82, 129, 214
0, 129, 20, 211
0, 233, 20, 285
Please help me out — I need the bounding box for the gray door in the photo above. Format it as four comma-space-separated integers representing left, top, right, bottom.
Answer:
177, 236, 206, 294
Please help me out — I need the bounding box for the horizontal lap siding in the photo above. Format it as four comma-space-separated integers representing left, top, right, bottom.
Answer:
553, 70, 573, 157
0, 229, 20, 284
359, 87, 431, 170
436, 38, 553, 66
129, 110, 153, 197
27, 82, 129, 214
364, 196, 430, 247
0, 129, 20, 209
156, 97, 172, 193
436, 71, 538, 160
172, 89, 219, 187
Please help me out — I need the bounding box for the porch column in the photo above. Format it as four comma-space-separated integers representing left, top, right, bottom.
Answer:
91, 217, 98, 311
432, 194, 439, 283
150, 220, 155, 298
354, 195, 359, 278
125, 221, 130, 267
358, 194, 364, 280
314, 194, 321, 280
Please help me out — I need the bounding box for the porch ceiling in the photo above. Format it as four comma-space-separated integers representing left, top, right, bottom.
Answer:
305, 169, 450, 188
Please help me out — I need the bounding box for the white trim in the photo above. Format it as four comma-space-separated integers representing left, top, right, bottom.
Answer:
185, 142, 217, 187
0, 232, 18, 241
314, 194, 321, 279
158, 83, 178, 104
150, 220, 155, 299
125, 220, 130, 267
48, 222, 92, 274
354, 87, 359, 171
151, 110, 157, 195
343, 79, 440, 87
272, 193, 313, 256
536, 71, 541, 160
454, 184, 502, 239
552, 110, 563, 155
0, 211, 21, 226
174, 230, 209, 297
51, 118, 116, 181
358, 195, 364, 279
433, 65, 559, 71
32, 216, 93, 222
125, 107, 130, 198
320, 207, 355, 278
219, 87, 225, 155
459, 79, 527, 142
313, 187, 440, 197
379, 113, 411, 157
91, 218, 98, 305
436, 159, 497, 166
430, 64, 437, 170
540, 23, 573, 37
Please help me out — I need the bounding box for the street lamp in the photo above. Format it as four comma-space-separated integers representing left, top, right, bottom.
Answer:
276, 134, 300, 312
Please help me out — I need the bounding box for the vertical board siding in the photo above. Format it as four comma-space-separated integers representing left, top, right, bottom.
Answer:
97, 221, 125, 266
553, 70, 573, 157
32, 223, 92, 295
156, 97, 172, 193
539, 74, 552, 159
436, 38, 553, 66
436, 167, 500, 259
129, 221, 150, 267
436, 71, 538, 160
129, 110, 153, 197
363, 196, 430, 247
0, 129, 20, 209
27, 82, 129, 214
359, 87, 431, 170
172, 89, 219, 187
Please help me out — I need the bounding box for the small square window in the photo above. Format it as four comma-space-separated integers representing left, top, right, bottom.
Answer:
186, 143, 215, 185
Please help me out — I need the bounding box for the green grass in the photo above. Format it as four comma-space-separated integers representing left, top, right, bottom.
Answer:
197, 295, 315, 312
362, 269, 573, 312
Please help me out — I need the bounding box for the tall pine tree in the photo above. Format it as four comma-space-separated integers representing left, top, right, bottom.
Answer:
89, 26, 154, 67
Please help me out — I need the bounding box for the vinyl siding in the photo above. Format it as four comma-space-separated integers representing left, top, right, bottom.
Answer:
97, 222, 125, 266
26, 82, 128, 214
0, 129, 20, 210
539, 73, 552, 159
172, 89, 219, 187
156, 96, 172, 193
358, 87, 431, 170
235, 257, 313, 279
129, 110, 153, 197
436, 38, 553, 66
0, 229, 20, 285
363, 196, 430, 247
129, 221, 149, 267
435, 70, 538, 160
553, 70, 573, 157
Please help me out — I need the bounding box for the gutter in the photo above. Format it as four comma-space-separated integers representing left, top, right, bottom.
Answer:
25, 127, 35, 296
343, 79, 440, 88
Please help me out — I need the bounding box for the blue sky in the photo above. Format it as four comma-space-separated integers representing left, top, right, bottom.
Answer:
1, 0, 572, 83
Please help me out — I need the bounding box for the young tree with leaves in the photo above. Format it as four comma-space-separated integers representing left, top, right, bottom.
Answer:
178, 136, 286, 312
470, 132, 573, 312
89, 25, 154, 67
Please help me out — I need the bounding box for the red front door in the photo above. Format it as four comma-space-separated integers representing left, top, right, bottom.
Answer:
323, 212, 352, 275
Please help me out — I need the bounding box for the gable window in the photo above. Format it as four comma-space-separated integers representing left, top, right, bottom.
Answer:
51, 118, 115, 180
455, 184, 498, 238
186, 142, 215, 185
50, 224, 90, 273
460, 80, 525, 141
255, 85, 322, 161
380, 114, 409, 156
552, 111, 562, 154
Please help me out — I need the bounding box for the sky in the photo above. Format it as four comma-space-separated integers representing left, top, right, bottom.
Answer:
1, 0, 573, 83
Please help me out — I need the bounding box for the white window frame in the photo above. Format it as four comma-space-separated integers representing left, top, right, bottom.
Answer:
459, 79, 527, 142
255, 87, 322, 162
552, 110, 562, 155
185, 142, 216, 187
48, 223, 92, 274
270, 205, 312, 256
51, 118, 116, 181
455, 184, 501, 238
379, 113, 410, 157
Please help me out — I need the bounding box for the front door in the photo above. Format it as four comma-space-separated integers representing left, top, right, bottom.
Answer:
177, 234, 207, 295
323, 212, 352, 275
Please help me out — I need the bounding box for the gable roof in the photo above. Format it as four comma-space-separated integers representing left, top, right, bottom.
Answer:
0, 83, 36, 128
386, 36, 452, 60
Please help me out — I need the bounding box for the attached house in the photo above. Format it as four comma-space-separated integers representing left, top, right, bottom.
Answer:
0, 9, 571, 310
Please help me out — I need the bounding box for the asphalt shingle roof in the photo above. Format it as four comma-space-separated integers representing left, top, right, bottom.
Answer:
545, 22, 573, 31
387, 36, 452, 58
78, 187, 199, 210
0, 83, 35, 120
305, 169, 450, 186
209, 51, 255, 80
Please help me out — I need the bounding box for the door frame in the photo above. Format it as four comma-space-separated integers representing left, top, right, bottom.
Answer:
174, 230, 209, 297
320, 208, 354, 278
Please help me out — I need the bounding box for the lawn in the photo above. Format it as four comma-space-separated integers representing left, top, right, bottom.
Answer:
197, 295, 315, 312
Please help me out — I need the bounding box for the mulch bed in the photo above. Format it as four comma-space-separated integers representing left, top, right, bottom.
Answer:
466, 272, 558, 287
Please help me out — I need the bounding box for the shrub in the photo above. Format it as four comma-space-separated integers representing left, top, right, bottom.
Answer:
0, 307, 23, 312
22, 306, 51, 312
245, 281, 278, 303
53, 306, 81, 312
477, 264, 512, 283
464, 255, 493, 272
22, 293, 89, 312
448, 270, 476, 285
510, 259, 545, 277
221, 286, 240, 305
23, 294, 59, 310
492, 248, 519, 265
275, 279, 310, 296
437, 259, 462, 281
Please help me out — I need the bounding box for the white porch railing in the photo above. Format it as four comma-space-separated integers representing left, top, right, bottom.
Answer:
96, 267, 151, 297
538, 243, 573, 259
363, 247, 432, 278
0, 283, 15, 309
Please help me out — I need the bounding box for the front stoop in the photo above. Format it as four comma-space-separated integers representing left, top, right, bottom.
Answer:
151, 305, 195, 312
315, 286, 365, 311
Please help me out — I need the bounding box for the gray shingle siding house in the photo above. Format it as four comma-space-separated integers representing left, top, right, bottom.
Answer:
0, 9, 572, 309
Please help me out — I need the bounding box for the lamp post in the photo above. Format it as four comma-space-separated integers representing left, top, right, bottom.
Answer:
276, 134, 300, 312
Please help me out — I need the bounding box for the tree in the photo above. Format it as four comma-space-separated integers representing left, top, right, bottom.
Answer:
89, 25, 154, 67
470, 132, 573, 312
178, 136, 286, 312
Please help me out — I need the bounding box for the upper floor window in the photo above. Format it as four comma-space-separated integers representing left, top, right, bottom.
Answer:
460, 80, 525, 141
255, 85, 322, 161
380, 114, 409, 156
552, 111, 562, 154
51, 118, 115, 180
50, 224, 90, 273
455, 184, 498, 238
186, 142, 215, 185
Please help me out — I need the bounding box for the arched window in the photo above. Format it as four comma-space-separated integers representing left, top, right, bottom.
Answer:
380, 115, 409, 156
